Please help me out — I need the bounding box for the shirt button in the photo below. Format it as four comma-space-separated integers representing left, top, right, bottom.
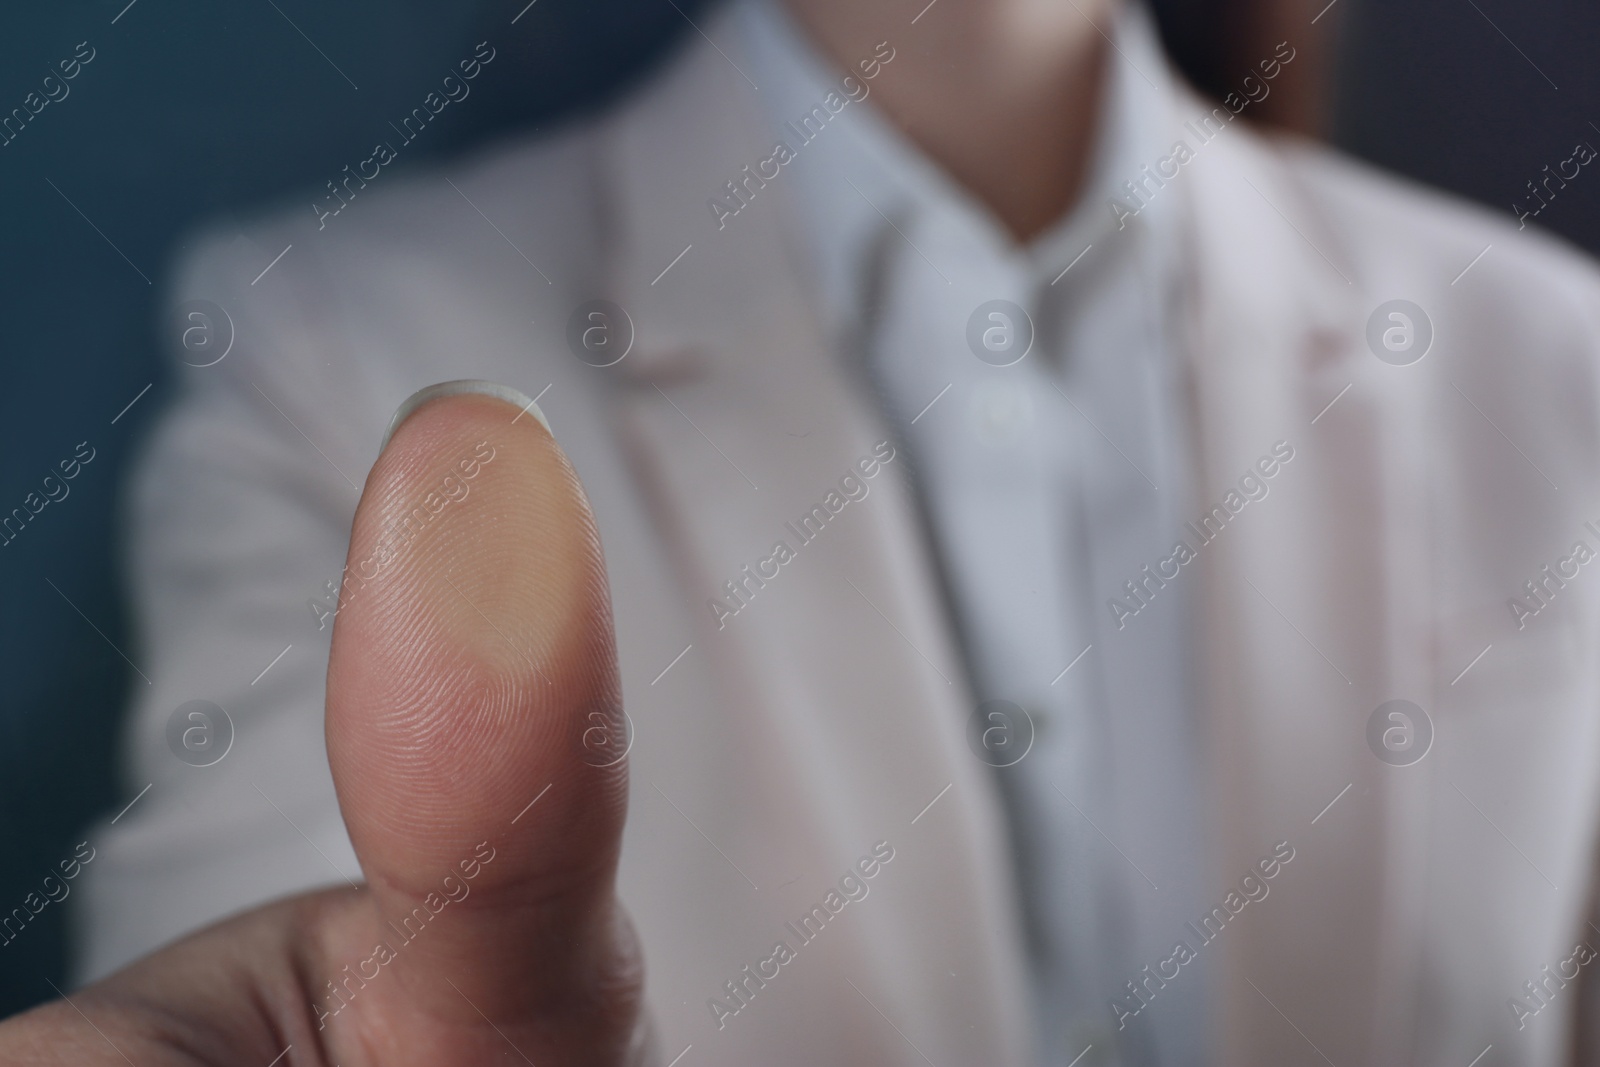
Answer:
969, 380, 1034, 446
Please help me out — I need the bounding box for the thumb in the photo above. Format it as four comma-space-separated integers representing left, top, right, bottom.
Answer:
322, 381, 644, 1064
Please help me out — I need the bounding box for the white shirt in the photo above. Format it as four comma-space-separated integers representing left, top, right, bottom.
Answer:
740, 4, 1212, 1063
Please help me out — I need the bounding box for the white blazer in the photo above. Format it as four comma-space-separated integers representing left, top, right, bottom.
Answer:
75, 5, 1600, 1065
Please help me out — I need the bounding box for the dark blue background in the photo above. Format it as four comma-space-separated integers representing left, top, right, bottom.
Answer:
1, 0, 1595, 1017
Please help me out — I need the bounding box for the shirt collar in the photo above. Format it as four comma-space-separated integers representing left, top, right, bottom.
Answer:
734, 0, 1188, 333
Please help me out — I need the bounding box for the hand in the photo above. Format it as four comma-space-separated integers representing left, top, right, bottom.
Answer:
0, 387, 650, 1065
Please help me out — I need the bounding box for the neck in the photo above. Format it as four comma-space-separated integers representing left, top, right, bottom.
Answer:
781, 0, 1113, 242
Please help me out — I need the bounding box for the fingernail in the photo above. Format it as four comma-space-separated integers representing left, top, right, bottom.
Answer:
380, 379, 549, 453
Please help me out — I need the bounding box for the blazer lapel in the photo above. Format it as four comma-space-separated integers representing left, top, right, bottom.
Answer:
585, 19, 1036, 1065
1178, 122, 1409, 1066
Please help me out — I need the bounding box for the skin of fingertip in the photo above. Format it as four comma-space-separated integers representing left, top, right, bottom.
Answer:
323, 393, 630, 1018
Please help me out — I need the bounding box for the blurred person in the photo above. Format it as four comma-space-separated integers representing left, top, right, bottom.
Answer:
3, 0, 1600, 1063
